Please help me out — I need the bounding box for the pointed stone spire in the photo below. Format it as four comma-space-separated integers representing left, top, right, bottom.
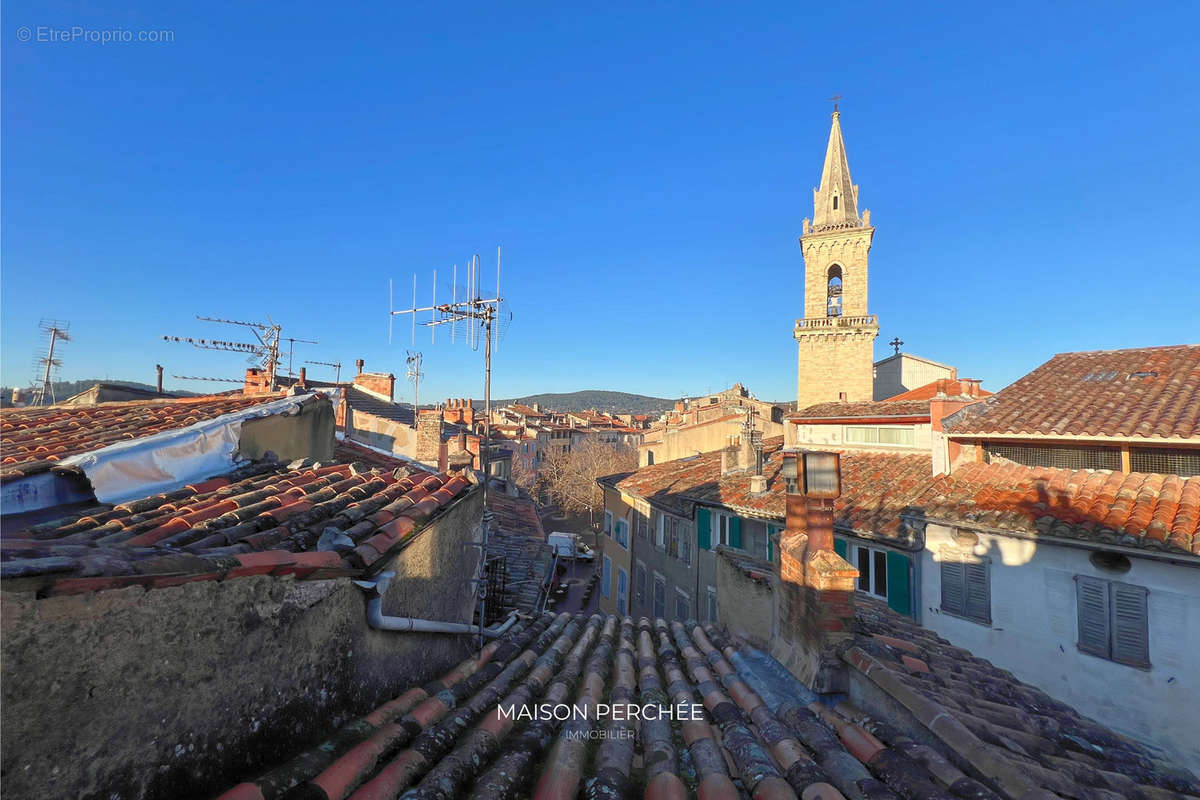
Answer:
811, 108, 863, 231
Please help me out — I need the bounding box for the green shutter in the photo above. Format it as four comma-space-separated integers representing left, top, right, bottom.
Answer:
833, 538, 848, 560
697, 508, 711, 550
729, 516, 742, 549
885, 551, 912, 616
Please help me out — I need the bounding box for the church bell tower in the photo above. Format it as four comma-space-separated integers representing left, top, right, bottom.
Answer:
794, 106, 879, 410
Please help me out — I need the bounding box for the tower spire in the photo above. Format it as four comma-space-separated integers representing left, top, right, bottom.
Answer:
811, 107, 863, 230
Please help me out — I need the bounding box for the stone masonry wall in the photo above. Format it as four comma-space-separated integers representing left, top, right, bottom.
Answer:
0, 488, 483, 800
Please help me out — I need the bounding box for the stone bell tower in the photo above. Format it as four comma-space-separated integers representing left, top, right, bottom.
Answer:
794, 106, 879, 410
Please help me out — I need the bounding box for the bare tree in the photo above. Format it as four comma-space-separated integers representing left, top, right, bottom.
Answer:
536, 438, 636, 516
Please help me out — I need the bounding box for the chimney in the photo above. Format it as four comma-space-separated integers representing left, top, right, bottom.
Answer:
298, 367, 307, 389
961, 378, 982, 398
156, 364, 164, 395
773, 451, 858, 692
355, 359, 365, 375
935, 378, 950, 396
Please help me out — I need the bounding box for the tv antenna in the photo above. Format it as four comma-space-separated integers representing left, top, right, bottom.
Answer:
284, 336, 319, 378
405, 351, 424, 428
171, 375, 242, 384
389, 246, 511, 648
30, 319, 71, 406
162, 315, 308, 392
305, 359, 343, 384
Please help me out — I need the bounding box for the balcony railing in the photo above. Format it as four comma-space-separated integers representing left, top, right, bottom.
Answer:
794, 314, 878, 330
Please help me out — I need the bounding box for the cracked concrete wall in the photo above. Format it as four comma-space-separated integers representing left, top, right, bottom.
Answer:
0, 487, 482, 800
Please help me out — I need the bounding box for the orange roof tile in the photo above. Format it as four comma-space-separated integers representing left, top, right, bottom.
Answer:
944, 345, 1200, 439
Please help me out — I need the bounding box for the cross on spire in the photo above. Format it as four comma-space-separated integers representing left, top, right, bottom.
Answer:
889, 337, 904, 355
830, 94, 843, 111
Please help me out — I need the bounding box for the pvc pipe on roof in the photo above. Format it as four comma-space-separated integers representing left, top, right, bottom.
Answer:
354, 571, 519, 638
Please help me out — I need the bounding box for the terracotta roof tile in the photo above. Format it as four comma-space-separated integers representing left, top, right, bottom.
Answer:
611, 437, 932, 543
206, 609, 1196, 800
0, 452, 475, 594
917, 462, 1200, 556
945, 345, 1200, 439
0, 394, 286, 479
790, 399, 932, 421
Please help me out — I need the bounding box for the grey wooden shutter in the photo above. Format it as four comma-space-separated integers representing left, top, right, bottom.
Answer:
964, 561, 991, 624
941, 560, 966, 617
1076, 576, 1111, 658
1110, 582, 1150, 667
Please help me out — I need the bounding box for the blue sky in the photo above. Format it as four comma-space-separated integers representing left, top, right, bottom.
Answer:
4, 1, 1198, 404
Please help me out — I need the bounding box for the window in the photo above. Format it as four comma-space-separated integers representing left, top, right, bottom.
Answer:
844, 426, 916, 447
667, 518, 679, 558
848, 542, 912, 616
1076, 576, 1150, 668
635, 562, 647, 605
707, 587, 718, 622
636, 509, 649, 540
1131, 447, 1200, 477
653, 574, 666, 619
656, 514, 666, 549
680, 531, 691, 566
940, 554, 991, 625
617, 568, 628, 616
615, 519, 629, 549
675, 588, 691, 622
714, 513, 740, 548
601, 556, 611, 598
603, 510, 613, 536
986, 443, 1120, 471
827, 265, 843, 317
832, 195, 839, 210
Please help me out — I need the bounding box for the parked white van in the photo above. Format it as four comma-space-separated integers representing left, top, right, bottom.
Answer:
547, 532, 595, 561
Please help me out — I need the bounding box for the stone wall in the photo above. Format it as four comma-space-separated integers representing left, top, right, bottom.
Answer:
347, 408, 417, 460
714, 548, 775, 647
0, 487, 483, 800
795, 327, 878, 410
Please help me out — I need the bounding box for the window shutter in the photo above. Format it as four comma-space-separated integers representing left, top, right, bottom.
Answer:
697, 508, 711, 549
1076, 576, 1111, 658
833, 538, 848, 560
940, 561, 965, 617
964, 561, 991, 624
886, 551, 912, 616
1110, 583, 1150, 667
730, 516, 742, 549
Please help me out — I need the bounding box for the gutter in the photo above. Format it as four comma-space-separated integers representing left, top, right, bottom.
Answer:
354, 571, 520, 637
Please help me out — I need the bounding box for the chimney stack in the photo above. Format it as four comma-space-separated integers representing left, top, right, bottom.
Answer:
298, 367, 307, 388
156, 364, 164, 395
355, 359, 365, 375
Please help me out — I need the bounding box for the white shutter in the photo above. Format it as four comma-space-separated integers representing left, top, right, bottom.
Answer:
941, 561, 966, 617
1076, 576, 1111, 658
1110, 582, 1150, 667
964, 561, 991, 624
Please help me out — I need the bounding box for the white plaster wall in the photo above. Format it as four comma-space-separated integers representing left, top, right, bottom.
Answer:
920, 523, 1200, 771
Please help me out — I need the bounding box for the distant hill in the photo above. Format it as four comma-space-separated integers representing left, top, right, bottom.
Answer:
0, 379, 200, 404
487, 390, 675, 416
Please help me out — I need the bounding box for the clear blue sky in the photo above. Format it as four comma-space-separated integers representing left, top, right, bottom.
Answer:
4, 1, 1198, 403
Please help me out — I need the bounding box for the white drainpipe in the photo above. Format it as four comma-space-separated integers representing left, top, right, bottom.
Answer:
354, 571, 520, 638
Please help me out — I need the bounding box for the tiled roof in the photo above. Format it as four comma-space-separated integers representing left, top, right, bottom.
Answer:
0, 453, 474, 595
347, 387, 414, 425
916, 461, 1200, 556
486, 491, 552, 614
613, 438, 932, 543
789, 399, 932, 421
209, 609, 1197, 800
0, 394, 284, 480
884, 379, 994, 402
944, 345, 1200, 439
847, 595, 1198, 798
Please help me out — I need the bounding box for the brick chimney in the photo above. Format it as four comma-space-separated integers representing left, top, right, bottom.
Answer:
771, 451, 859, 692
297, 367, 307, 389
156, 364, 164, 395
355, 359, 365, 375
244, 367, 273, 395
931, 379, 986, 476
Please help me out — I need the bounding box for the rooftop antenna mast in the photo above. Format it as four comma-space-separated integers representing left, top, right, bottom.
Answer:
389, 246, 511, 648
405, 351, 424, 428
305, 359, 343, 383
162, 315, 306, 392
30, 319, 71, 406
285, 336, 319, 378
